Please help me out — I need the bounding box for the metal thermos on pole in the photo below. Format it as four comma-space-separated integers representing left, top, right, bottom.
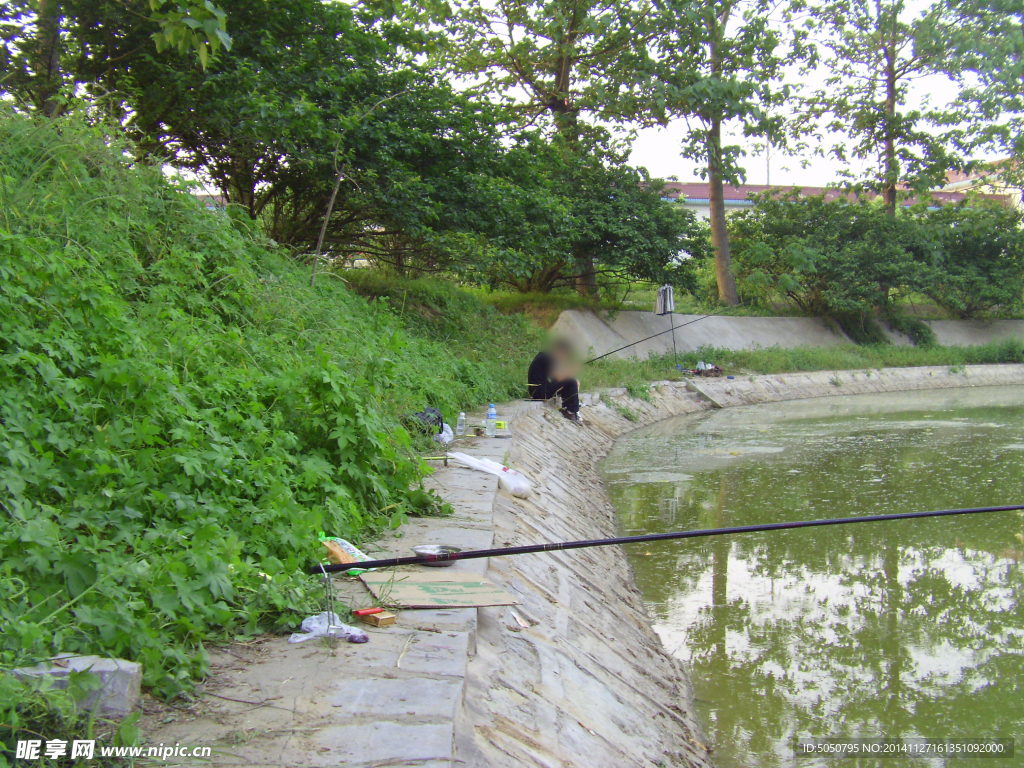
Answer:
656, 284, 676, 361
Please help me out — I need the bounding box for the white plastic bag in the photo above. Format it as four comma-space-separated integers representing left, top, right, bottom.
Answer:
433, 423, 454, 444
447, 451, 532, 497
288, 612, 369, 644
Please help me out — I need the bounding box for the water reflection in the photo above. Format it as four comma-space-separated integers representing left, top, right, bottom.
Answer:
603, 388, 1024, 768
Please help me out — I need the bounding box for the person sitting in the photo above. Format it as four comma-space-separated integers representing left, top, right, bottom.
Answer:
528, 339, 582, 424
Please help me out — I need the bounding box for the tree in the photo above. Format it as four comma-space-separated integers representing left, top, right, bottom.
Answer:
448, 0, 658, 139
652, 0, 791, 305
727, 193, 931, 316
432, 133, 711, 293
50, 0, 522, 266
798, 0, 968, 216
0, 0, 230, 115
500, 137, 711, 292
446, 0, 667, 294
728, 192, 1023, 324
556, 143, 712, 294
927, 0, 1024, 180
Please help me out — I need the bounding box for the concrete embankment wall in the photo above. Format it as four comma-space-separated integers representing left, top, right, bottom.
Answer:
552, 309, 1024, 360
457, 395, 715, 768
458, 364, 1024, 767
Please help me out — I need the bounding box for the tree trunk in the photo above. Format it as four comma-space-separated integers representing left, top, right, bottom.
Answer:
575, 253, 598, 297
521, 261, 564, 293
882, 39, 898, 217
882, 538, 903, 706
34, 0, 62, 117
710, 477, 730, 660
708, 119, 740, 306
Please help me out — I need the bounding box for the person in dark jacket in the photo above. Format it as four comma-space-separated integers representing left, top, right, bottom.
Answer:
528, 339, 582, 424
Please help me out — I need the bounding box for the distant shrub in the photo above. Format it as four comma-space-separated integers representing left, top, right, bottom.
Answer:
728, 193, 1024, 331
883, 311, 937, 347
910, 202, 1024, 319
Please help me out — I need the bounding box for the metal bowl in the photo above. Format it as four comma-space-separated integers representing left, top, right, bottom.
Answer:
412, 544, 462, 567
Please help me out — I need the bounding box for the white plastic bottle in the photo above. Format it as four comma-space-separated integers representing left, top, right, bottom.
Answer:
486, 404, 497, 437
456, 412, 466, 437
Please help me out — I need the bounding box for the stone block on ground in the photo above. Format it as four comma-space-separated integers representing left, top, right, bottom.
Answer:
14, 654, 142, 718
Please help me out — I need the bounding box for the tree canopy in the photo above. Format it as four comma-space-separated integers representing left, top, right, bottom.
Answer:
1, 0, 1021, 303
796, 0, 971, 215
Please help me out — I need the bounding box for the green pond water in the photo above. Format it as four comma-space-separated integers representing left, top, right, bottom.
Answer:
601, 387, 1024, 768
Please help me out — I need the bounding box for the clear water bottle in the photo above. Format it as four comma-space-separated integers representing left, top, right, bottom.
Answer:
485, 404, 497, 437
456, 412, 466, 437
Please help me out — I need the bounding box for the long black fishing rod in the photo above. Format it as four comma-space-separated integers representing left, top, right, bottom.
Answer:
310, 504, 1024, 574
584, 302, 751, 364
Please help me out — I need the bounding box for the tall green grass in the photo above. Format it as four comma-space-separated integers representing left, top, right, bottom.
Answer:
340, 271, 543, 395
0, 108, 542, 738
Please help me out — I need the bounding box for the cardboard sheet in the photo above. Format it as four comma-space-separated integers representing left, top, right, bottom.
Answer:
359, 571, 518, 608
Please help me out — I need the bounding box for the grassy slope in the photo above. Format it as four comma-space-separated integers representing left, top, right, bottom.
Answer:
345, 274, 1024, 396
0, 112, 541, 724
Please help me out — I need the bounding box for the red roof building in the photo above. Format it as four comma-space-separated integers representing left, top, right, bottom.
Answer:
661, 181, 1011, 218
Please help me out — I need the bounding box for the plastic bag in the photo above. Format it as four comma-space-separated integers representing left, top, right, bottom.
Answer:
288, 612, 369, 644
318, 536, 376, 576
433, 423, 454, 444
446, 451, 532, 497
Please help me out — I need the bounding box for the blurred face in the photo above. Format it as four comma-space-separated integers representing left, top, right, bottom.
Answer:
549, 340, 574, 365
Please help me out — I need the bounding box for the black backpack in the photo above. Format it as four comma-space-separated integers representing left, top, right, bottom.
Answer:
404, 407, 444, 435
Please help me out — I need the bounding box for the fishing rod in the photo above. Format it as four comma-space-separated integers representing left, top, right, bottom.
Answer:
310, 504, 1024, 574
584, 302, 752, 364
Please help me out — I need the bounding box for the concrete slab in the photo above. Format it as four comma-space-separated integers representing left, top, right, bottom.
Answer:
927, 319, 1024, 346
328, 677, 463, 720
392, 608, 478, 634
313, 721, 454, 765
553, 309, 852, 359
306, 629, 470, 679
135, 372, 1024, 768
554, 309, 1024, 360
15, 655, 142, 719
405, 526, 493, 551
140, 414, 505, 768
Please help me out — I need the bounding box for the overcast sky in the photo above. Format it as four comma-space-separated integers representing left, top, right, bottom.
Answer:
625, 75, 976, 188
623, 0, 996, 189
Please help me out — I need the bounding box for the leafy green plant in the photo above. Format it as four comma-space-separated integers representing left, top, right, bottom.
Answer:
833, 312, 890, 345
0, 673, 138, 767
583, 339, 1024, 387
910, 201, 1024, 319
625, 382, 654, 402
729, 193, 931, 318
